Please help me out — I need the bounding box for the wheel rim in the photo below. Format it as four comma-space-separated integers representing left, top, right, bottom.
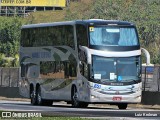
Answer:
37, 88, 42, 105
31, 91, 36, 104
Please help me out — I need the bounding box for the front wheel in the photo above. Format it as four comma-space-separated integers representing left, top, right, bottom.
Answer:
30, 90, 37, 105
71, 86, 88, 108
36, 87, 42, 105
118, 103, 128, 109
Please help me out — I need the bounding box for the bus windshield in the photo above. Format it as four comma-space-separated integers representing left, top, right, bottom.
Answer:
91, 55, 141, 83
89, 26, 139, 46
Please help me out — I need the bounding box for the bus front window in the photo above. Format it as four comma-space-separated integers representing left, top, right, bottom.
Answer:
91, 56, 116, 81
89, 26, 139, 46
91, 55, 141, 83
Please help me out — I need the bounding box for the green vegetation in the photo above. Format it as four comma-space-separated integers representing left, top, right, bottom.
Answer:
0, 17, 25, 67
0, 0, 159, 66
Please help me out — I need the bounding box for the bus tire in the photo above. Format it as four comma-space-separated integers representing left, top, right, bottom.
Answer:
71, 86, 79, 107
71, 86, 88, 108
36, 86, 43, 105
118, 103, 128, 109
30, 90, 37, 105
36, 86, 53, 106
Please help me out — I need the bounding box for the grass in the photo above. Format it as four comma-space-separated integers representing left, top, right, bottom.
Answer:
0, 111, 93, 120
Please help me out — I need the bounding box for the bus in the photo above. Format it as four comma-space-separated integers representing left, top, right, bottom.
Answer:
19, 19, 143, 109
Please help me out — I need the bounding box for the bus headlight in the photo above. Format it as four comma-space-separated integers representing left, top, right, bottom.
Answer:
91, 95, 96, 99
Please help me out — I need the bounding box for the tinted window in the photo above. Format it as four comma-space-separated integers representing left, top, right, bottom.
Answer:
90, 26, 139, 46
91, 55, 141, 83
40, 60, 77, 79
21, 25, 75, 48
76, 24, 88, 46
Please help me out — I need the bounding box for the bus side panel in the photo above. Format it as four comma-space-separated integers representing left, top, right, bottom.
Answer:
19, 78, 30, 98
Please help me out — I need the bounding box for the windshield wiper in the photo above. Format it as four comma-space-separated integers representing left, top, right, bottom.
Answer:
94, 79, 101, 82
101, 79, 110, 83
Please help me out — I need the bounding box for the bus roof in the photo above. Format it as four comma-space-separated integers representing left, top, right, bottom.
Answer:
21, 19, 135, 29
76, 19, 135, 26
21, 21, 75, 29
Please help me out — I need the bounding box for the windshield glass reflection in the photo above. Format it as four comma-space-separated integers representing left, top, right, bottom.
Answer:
90, 26, 139, 46
91, 55, 141, 83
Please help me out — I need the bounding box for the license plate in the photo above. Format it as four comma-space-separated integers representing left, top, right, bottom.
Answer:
112, 97, 122, 101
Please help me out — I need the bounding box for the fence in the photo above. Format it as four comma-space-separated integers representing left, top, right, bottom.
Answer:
0, 67, 19, 87
0, 7, 54, 17
142, 65, 160, 92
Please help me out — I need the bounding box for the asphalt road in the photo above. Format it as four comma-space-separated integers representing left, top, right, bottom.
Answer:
0, 100, 160, 119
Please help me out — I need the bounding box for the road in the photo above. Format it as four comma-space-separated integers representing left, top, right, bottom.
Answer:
0, 100, 160, 119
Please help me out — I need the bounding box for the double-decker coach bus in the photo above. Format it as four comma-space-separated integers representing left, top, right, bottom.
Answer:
19, 19, 142, 109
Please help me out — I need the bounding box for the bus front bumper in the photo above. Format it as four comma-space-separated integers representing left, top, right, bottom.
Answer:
87, 90, 142, 104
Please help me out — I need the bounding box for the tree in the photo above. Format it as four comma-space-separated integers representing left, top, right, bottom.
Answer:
0, 17, 23, 67
90, 0, 160, 64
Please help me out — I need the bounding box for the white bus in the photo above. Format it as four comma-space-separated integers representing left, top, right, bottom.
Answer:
19, 19, 142, 109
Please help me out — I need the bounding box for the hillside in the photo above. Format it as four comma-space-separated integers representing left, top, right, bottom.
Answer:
25, 0, 93, 24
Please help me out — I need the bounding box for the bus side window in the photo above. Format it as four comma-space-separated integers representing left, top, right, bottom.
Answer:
23, 29, 31, 47
76, 24, 88, 47
40, 61, 65, 79
21, 64, 25, 77
21, 64, 28, 79
64, 62, 69, 78
31, 29, 36, 47
65, 25, 74, 49
20, 30, 25, 46
69, 64, 76, 77
80, 62, 88, 79
28, 29, 33, 47
80, 62, 84, 75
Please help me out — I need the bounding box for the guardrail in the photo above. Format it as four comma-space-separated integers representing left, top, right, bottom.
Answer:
0, 6, 64, 17
142, 65, 160, 92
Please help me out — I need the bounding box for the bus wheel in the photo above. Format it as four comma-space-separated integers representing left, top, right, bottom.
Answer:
71, 86, 88, 108
118, 103, 128, 109
72, 86, 80, 107
36, 87, 42, 105
30, 90, 37, 105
